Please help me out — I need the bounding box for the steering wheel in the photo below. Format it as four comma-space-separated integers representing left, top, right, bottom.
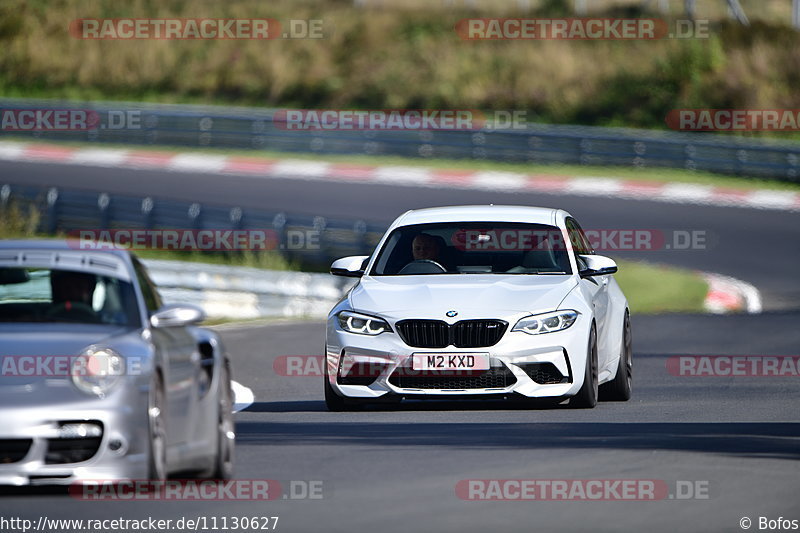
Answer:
46, 301, 100, 323
398, 259, 447, 275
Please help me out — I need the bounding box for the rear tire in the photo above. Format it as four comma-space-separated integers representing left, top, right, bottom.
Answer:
570, 324, 598, 409
147, 372, 167, 480
600, 311, 632, 402
211, 364, 235, 479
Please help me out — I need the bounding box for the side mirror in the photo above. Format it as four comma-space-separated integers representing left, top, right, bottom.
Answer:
150, 304, 206, 328
330, 255, 369, 278
578, 254, 618, 278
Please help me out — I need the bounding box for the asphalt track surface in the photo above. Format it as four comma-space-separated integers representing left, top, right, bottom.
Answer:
1, 158, 799, 533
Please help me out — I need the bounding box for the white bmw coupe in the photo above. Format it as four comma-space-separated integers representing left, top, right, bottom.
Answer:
325, 205, 631, 410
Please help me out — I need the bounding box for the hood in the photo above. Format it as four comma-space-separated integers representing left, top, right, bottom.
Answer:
349, 274, 577, 320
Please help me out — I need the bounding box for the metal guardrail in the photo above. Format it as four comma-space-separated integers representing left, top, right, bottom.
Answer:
1, 183, 368, 317
143, 259, 355, 319
1, 98, 798, 182
0, 182, 385, 270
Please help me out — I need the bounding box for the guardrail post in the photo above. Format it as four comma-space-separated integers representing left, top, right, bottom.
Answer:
579, 139, 591, 165
736, 149, 748, 176
354, 220, 368, 255
142, 197, 154, 229
229, 207, 243, 230
684, 144, 696, 172
97, 193, 111, 229
188, 202, 202, 230
199, 117, 213, 147
633, 141, 647, 168
0, 185, 10, 210
46, 187, 59, 234
273, 213, 288, 257
313, 216, 327, 263
229, 207, 244, 257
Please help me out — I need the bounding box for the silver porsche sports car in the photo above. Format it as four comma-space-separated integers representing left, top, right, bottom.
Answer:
0, 240, 234, 485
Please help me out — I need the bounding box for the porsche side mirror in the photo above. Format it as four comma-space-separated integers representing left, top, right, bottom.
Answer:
150, 304, 206, 328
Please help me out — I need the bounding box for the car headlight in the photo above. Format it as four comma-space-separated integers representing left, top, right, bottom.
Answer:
71, 347, 124, 396
337, 310, 392, 335
512, 310, 579, 335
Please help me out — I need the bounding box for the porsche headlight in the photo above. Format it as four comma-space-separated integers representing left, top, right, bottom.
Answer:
71, 347, 124, 396
512, 310, 578, 335
337, 311, 392, 335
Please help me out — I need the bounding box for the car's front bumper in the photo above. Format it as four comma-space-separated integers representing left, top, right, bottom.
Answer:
0, 388, 150, 486
325, 314, 591, 401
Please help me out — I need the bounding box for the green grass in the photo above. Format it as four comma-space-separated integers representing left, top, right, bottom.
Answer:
0, 202, 41, 239
4, 137, 799, 192
614, 259, 708, 314
2, 0, 800, 133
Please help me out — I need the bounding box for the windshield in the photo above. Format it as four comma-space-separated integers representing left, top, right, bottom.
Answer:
370, 222, 572, 276
0, 267, 141, 327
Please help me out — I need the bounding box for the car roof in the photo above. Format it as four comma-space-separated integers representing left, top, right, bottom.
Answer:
392, 205, 567, 227
0, 239, 135, 281
0, 239, 131, 259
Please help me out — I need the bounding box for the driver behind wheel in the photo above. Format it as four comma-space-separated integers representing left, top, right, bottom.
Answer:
410, 233, 453, 272
412, 233, 443, 262
49, 270, 98, 317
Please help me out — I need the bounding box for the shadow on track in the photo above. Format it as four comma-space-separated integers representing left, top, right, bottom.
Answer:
244, 399, 566, 413
0, 486, 69, 498
235, 420, 800, 461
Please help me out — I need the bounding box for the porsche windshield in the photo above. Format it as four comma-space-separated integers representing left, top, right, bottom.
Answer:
0, 267, 141, 327
370, 222, 572, 276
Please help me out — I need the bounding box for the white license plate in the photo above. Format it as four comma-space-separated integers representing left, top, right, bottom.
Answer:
412, 353, 490, 371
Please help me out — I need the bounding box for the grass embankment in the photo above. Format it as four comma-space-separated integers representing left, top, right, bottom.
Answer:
1, 0, 799, 132
613, 259, 708, 314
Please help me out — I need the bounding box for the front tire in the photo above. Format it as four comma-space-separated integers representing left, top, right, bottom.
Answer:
570, 324, 598, 409
324, 360, 357, 411
600, 310, 632, 401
